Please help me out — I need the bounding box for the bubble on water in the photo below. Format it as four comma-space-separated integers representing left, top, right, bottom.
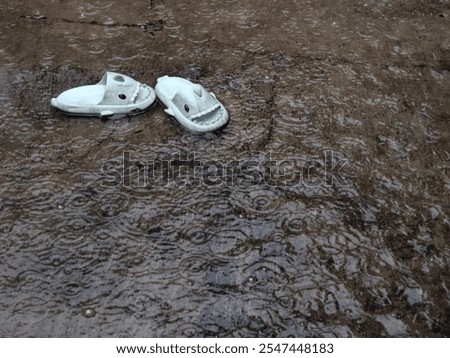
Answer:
82, 308, 96, 318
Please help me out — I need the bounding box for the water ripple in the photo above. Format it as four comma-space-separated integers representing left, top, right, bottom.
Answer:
1, 0, 449, 339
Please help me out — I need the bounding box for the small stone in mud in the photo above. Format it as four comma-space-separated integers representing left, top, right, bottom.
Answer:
428, 207, 440, 219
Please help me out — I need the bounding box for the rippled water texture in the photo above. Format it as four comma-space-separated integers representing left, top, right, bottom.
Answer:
0, 0, 449, 337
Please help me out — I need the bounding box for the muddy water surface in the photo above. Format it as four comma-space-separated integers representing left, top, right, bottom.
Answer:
0, 0, 449, 337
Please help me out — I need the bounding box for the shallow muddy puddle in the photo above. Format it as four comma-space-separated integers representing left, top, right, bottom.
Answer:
0, 0, 449, 337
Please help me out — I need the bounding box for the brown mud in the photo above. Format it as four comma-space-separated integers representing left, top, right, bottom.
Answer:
0, 0, 449, 337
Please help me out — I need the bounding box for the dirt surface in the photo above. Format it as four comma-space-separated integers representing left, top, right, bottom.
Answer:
0, 0, 449, 337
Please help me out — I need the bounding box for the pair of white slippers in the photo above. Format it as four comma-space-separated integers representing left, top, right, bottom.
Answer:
51, 72, 229, 133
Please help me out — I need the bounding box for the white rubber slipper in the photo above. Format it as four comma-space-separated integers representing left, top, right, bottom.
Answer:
51, 72, 156, 117
155, 75, 229, 132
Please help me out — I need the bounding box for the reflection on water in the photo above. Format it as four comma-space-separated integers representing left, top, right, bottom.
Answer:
0, 0, 449, 337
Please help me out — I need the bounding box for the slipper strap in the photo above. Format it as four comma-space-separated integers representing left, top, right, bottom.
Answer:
98, 72, 139, 106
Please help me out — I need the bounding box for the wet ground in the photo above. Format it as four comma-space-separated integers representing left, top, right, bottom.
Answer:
0, 0, 449, 337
